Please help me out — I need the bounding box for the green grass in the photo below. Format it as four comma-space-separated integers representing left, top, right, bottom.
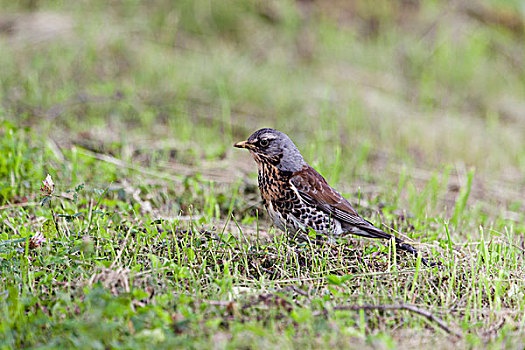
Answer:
1, 0, 525, 348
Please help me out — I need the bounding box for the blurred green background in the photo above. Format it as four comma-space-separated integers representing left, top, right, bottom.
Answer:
1, 0, 524, 219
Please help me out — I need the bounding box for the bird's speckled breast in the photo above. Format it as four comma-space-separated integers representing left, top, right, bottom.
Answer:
255, 156, 298, 231
255, 156, 341, 235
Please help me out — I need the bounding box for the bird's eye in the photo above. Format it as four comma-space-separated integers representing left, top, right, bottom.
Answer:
259, 139, 270, 147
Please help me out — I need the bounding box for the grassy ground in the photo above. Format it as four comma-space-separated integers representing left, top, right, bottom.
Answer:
1, 0, 525, 348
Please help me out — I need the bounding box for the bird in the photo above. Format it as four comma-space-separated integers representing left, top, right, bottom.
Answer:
234, 128, 436, 266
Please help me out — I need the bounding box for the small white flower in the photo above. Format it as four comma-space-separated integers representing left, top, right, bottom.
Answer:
29, 231, 46, 249
41, 174, 55, 196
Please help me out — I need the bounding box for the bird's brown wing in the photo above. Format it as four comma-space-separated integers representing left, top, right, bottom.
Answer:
291, 165, 436, 266
290, 165, 393, 240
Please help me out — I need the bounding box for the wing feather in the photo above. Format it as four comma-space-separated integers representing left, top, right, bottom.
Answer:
290, 165, 392, 240
290, 165, 436, 267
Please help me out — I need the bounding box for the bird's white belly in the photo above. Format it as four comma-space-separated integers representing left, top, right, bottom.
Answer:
266, 201, 288, 231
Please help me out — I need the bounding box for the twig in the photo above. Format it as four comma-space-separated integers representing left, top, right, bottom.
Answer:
241, 293, 293, 312
276, 285, 308, 297
77, 148, 182, 183
0, 202, 39, 210
77, 148, 239, 185
320, 304, 462, 338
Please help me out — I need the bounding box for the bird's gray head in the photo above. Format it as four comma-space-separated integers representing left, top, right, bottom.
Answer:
234, 128, 306, 172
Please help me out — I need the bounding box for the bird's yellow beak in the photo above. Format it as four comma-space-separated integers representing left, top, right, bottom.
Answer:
234, 140, 251, 149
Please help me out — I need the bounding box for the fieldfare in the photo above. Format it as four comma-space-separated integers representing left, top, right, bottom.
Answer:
235, 128, 435, 266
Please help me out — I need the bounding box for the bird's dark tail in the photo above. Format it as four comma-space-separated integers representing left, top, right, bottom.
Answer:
349, 221, 438, 267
